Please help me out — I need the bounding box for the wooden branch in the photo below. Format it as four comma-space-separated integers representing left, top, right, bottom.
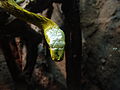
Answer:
62, 0, 81, 89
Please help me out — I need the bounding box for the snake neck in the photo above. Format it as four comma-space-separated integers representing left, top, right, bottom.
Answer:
0, 0, 57, 31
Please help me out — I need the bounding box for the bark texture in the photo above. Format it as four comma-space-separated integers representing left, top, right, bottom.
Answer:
62, 0, 81, 90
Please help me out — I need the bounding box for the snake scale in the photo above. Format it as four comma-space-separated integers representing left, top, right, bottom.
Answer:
0, 0, 65, 61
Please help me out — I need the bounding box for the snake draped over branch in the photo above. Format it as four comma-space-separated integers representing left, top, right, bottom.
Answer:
0, 0, 65, 61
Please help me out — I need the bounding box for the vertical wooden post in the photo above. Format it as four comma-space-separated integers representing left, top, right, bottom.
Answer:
0, 37, 21, 82
62, 0, 81, 90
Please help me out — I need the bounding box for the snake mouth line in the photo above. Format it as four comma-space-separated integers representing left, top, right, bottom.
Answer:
50, 47, 64, 61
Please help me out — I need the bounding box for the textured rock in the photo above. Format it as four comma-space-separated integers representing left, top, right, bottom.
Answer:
81, 0, 120, 90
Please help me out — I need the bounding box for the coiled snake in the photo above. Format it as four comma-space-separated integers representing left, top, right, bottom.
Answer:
0, 0, 65, 61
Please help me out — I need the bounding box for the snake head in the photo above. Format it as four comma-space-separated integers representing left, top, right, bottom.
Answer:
44, 26, 65, 61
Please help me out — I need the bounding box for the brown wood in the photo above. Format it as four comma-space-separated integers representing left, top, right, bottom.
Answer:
62, 0, 81, 90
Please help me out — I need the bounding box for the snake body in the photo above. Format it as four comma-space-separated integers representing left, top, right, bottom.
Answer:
0, 0, 65, 61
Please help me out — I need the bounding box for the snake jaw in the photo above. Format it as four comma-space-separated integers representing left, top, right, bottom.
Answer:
50, 48, 64, 61
44, 26, 65, 61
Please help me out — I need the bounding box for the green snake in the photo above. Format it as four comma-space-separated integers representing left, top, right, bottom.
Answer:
0, 0, 65, 61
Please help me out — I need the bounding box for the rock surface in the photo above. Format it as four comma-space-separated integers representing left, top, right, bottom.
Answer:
81, 0, 120, 90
